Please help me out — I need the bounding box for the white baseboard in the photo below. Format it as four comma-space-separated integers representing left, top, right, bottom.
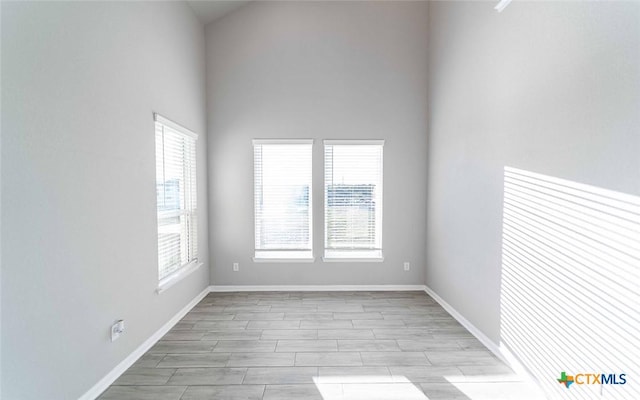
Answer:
78, 286, 210, 400
209, 284, 427, 292
423, 285, 507, 363
423, 285, 544, 395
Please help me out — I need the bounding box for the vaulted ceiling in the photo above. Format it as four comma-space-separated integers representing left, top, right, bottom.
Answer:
186, 1, 250, 24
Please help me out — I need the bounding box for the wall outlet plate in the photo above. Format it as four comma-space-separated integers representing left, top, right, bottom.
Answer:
111, 320, 125, 342
233, 262, 239, 272
403, 262, 410, 271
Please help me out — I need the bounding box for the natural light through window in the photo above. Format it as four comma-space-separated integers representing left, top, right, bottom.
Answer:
443, 371, 545, 400
324, 140, 384, 261
500, 167, 640, 400
312, 376, 428, 400
154, 114, 198, 284
253, 139, 313, 261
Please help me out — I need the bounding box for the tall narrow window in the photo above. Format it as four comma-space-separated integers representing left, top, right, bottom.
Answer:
155, 114, 198, 282
324, 140, 384, 260
253, 140, 313, 260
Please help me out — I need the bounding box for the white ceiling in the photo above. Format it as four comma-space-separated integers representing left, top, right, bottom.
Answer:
186, 1, 250, 25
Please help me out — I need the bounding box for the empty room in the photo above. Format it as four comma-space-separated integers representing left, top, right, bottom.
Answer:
1, 0, 638, 399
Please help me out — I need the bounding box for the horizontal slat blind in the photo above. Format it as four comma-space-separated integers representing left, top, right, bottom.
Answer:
155, 116, 197, 280
254, 141, 313, 259
324, 141, 383, 258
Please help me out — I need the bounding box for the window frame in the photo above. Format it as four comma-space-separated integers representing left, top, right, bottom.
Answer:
154, 113, 202, 293
323, 139, 384, 262
253, 139, 315, 262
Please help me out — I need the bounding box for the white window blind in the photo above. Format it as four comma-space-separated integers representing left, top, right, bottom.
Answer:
253, 140, 313, 260
324, 140, 384, 260
155, 114, 198, 281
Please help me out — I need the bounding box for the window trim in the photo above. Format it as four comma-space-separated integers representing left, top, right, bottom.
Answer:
253, 139, 314, 261
322, 257, 384, 263
323, 139, 384, 261
154, 112, 199, 291
155, 113, 197, 139
323, 139, 385, 146
253, 257, 316, 263
157, 260, 203, 294
253, 138, 314, 146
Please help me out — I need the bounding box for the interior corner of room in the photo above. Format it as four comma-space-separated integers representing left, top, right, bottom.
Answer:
1, 1, 639, 399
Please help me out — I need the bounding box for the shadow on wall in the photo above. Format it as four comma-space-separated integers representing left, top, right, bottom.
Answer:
500, 167, 640, 400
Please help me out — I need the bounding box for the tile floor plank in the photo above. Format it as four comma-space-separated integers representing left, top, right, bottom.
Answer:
156, 353, 231, 368
242, 367, 319, 384
261, 329, 318, 340
98, 385, 186, 400
360, 351, 430, 366
203, 330, 263, 341
113, 368, 176, 385
295, 352, 363, 366
166, 367, 246, 385
317, 329, 375, 340
337, 339, 401, 352
276, 339, 338, 352
180, 385, 265, 400
149, 341, 218, 354
227, 353, 296, 367
247, 321, 301, 330
262, 384, 340, 400
213, 340, 277, 353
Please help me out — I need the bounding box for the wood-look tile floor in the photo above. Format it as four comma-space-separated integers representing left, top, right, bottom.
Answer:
100, 291, 544, 400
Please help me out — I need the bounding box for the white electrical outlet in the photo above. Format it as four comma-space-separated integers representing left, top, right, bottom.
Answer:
403, 262, 410, 271
111, 320, 125, 342
233, 262, 239, 272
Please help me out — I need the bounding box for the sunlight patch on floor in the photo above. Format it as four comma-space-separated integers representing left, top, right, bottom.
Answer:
313, 376, 430, 399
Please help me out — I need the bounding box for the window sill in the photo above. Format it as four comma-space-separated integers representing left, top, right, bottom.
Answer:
322, 257, 385, 263
157, 261, 203, 294
253, 257, 316, 263
323, 249, 384, 261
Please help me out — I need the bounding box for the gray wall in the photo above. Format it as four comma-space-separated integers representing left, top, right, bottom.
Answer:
426, 0, 639, 366
0, 3, 3, 393
1, 2, 209, 399
206, 1, 429, 285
